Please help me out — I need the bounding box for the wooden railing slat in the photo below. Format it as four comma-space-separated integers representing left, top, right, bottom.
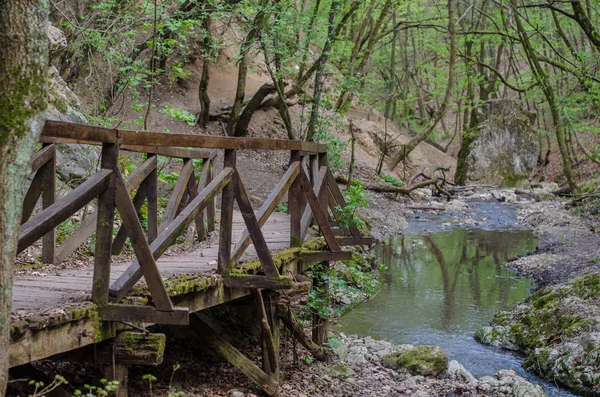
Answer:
109, 167, 234, 301
298, 169, 341, 252
43, 120, 117, 143
300, 165, 328, 240
196, 159, 212, 239
30, 144, 55, 174
325, 169, 362, 238
118, 129, 326, 153
147, 155, 158, 243
42, 120, 326, 152
206, 161, 216, 232
231, 160, 301, 262
114, 169, 173, 311
186, 169, 205, 241
159, 158, 193, 233
120, 145, 216, 160
233, 172, 278, 277
112, 179, 148, 256
54, 156, 157, 263
21, 172, 43, 224
17, 169, 113, 254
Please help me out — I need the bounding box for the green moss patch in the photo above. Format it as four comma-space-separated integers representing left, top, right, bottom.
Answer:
382, 346, 448, 376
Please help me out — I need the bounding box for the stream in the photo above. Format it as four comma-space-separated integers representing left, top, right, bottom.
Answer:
339, 202, 576, 397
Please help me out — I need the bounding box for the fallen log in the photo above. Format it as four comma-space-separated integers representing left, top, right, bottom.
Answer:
335, 175, 451, 200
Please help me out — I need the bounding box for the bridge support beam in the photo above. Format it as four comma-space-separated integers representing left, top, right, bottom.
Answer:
190, 313, 279, 396
257, 291, 280, 380
311, 261, 330, 346
98, 331, 166, 397
102, 362, 128, 397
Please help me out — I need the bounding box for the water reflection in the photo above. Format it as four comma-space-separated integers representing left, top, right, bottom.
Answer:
339, 227, 537, 376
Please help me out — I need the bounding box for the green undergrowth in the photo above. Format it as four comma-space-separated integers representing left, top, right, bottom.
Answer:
305, 250, 383, 320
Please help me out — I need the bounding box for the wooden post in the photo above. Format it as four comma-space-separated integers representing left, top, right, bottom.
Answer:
312, 261, 329, 346
206, 159, 216, 232
258, 291, 280, 380
318, 153, 329, 217
40, 143, 55, 264
309, 154, 319, 184
218, 149, 236, 276
102, 362, 128, 397
146, 154, 158, 243
92, 143, 118, 306
289, 151, 302, 247
308, 154, 319, 227
187, 169, 206, 241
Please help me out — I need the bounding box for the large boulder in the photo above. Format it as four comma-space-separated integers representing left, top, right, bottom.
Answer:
382, 345, 448, 376
456, 100, 538, 187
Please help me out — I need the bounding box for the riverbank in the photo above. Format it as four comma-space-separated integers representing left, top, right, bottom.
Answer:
124, 326, 546, 397
473, 196, 600, 396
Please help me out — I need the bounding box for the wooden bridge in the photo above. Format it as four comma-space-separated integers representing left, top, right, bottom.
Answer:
9, 120, 372, 396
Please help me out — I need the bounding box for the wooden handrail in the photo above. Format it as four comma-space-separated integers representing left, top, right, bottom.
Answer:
42, 120, 327, 153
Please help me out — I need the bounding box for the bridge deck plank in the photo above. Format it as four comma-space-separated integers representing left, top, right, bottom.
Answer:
11, 212, 292, 314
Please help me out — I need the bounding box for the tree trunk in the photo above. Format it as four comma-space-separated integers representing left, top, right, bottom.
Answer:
306, 0, 340, 141
510, 0, 577, 192
234, 83, 276, 137
0, 0, 49, 393
226, 12, 263, 136
198, 11, 212, 129
389, 0, 456, 169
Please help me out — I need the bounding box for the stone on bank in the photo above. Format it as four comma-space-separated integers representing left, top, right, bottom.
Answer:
381, 345, 448, 376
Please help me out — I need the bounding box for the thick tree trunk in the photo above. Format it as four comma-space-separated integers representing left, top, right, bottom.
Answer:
234, 83, 276, 137
198, 57, 211, 129
0, 0, 49, 392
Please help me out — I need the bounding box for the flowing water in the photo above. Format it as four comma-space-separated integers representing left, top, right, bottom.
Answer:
339, 202, 576, 396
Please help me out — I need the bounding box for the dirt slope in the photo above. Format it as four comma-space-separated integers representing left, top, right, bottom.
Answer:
104, 50, 456, 185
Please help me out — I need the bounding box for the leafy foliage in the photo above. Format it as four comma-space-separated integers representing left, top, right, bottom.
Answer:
379, 173, 404, 187
306, 256, 382, 320
337, 179, 368, 233
159, 106, 196, 126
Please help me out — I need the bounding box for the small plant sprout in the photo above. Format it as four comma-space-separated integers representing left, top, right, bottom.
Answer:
142, 374, 157, 397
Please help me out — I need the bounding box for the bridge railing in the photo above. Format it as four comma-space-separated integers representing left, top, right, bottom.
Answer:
18, 120, 371, 325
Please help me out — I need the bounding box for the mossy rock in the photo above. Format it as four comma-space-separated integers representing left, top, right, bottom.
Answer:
382, 345, 448, 376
